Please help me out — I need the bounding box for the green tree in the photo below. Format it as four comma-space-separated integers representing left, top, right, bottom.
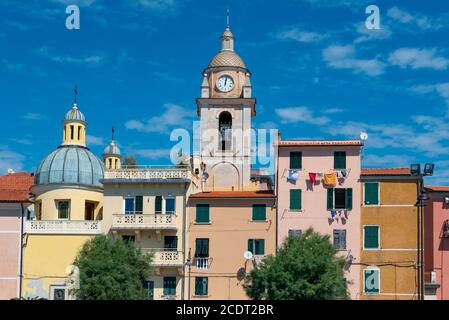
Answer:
73, 235, 153, 300
123, 155, 137, 167
244, 228, 349, 300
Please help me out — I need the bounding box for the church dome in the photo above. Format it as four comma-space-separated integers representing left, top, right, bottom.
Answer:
103, 140, 121, 157
35, 145, 104, 188
64, 104, 85, 123
208, 50, 247, 69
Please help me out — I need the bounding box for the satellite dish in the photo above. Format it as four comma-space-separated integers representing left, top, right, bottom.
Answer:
244, 251, 253, 260
359, 131, 368, 141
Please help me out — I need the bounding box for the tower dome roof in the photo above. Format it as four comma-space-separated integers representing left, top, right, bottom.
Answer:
64, 104, 85, 123
35, 145, 104, 189
103, 140, 121, 157
208, 50, 247, 69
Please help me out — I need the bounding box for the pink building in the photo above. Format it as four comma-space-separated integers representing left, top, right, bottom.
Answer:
424, 186, 449, 300
276, 140, 362, 299
0, 172, 33, 300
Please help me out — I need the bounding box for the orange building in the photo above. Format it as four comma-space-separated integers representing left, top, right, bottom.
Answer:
359, 168, 421, 300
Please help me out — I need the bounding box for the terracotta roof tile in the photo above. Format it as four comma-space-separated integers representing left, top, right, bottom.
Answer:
279, 140, 363, 147
190, 190, 275, 198
361, 168, 411, 176
425, 186, 449, 192
0, 172, 34, 202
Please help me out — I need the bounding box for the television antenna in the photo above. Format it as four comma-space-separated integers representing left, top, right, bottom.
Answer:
359, 131, 368, 160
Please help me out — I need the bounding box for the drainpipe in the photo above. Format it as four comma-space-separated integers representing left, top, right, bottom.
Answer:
19, 202, 25, 299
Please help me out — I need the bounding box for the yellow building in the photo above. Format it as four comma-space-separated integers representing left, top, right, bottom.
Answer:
101, 163, 193, 300
360, 168, 420, 300
22, 102, 104, 300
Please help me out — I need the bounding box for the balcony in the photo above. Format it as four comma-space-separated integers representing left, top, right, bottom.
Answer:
25, 220, 102, 235
194, 257, 210, 270
111, 214, 177, 230
142, 249, 184, 267
103, 166, 190, 181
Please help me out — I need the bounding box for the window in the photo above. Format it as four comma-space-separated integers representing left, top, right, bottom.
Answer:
327, 188, 353, 210
77, 126, 81, 140
219, 112, 232, 151
143, 281, 154, 300
333, 229, 347, 250
57, 201, 69, 219
85, 202, 95, 220
155, 196, 162, 214
252, 204, 266, 221
288, 229, 302, 238
70, 125, 74, 140
364, 268, 380, 295
364, 182, 379, 205
195, 277, 208, 296
195, 238, 209, 258
163, 277, 177, 296
124, 198, 135, 214
196, 204, 210, 223
334, 151, 346, 169
135, 196, 143, 214
165, 198, 176, 214
164, 236, 178, 251
364, 225, 380, 249
289, 152, 302, 169
289, 189, 302, 211
248, 239, 265, 256
49, 285, 68, 300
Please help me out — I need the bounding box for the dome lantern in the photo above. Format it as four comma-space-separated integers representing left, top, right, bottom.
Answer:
62, 87, 87, 147
103, 127, 121, 170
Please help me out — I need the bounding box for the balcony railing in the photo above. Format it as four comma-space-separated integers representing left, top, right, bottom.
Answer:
142, 249, 184, 267
104, 166, 190, 180
112, 214, 177, 230
194, 257, 210, 270
25, 220, 102, 235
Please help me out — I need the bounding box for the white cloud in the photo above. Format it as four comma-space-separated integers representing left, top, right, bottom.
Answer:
86, 135, 105, 146
323, 108, 344, 114
410, 83, 449, 111
274, 27, 328, 43
322, 45, 385, 76
23, 112, 45, 120
0, 146, 25, 174
387, 6, 443, 31
125, 103, 193, 133
354, 22, 392, 43
275, 106, 329, 125
363, 154, 414, 167
36, 46, 104, 66
389, 48, 449, 70
130, 148, 171, 160
126, 0, 178, 14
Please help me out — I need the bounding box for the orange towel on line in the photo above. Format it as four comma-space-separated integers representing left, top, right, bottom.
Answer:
323, 172, 337, 185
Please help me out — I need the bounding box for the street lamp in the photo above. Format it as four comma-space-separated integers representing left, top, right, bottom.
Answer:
410, 163, 435, 300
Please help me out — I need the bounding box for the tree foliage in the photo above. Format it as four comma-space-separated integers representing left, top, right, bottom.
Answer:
244, 228, 349, 300
73, 235, 153, 300
123, 155, 137, 167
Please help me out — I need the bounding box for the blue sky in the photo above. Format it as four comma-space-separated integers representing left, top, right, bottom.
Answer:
1, 0, 449, 184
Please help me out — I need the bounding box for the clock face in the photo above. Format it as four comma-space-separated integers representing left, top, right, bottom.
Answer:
216, 75, 234, 92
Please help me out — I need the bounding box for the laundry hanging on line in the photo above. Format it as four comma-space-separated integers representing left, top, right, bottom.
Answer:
323, 172, 337, 185
288, 169, 299, 181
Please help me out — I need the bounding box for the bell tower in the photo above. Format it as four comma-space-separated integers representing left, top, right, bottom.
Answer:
194, 19, 255, 192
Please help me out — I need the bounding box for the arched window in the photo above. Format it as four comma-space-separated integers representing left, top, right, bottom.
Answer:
218, 112, 232, 151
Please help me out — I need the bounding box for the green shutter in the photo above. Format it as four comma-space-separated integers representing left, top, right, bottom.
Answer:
195, 238, 209, 257
195, 277, 208, 296
364, 183, 379, 205
252, 204, 266, 221
364, 226, 379, 249
255, 239, 265, 255
346, 188, 353, 210
196, 204, 210, 223
135, 196, 143, 213
155, 196, 162, 213
248, 239, 254, 254
327, 188, 334, 210
290, 152, 302, 169
334, 152, 346, 169
163, 277, 176, 296
290, 189, 302, 211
